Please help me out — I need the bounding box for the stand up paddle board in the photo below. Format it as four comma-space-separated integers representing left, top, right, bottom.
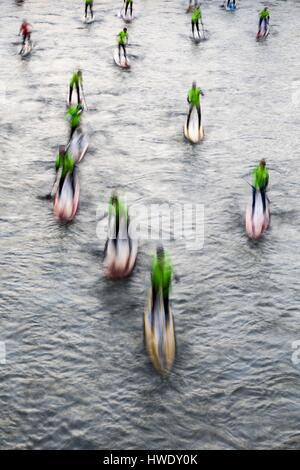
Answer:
245, 189, 270, 239
53, 169, 80, 223
190, 33, 204, 44
144, 288, 176, 375
183, 106, 204, 143
104, 212, 138, 278
69, 128, 89, 163
20, 41, 33, 58
118, 7, 135, 23
113, 49, 130, 69
256, 23, 270, 40
83, 15, 95, 24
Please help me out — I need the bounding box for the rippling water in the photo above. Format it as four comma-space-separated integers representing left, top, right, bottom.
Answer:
1, 0, 300, 450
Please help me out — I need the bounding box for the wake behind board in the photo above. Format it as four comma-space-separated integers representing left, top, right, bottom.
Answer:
113, 49, 130, 69
183, 106, 204, 143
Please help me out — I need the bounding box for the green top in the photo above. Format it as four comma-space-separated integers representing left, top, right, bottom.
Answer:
66, 105, 82, 128
260, 9, 269, 19
188, 87, 202, 106
126, 0, 133, 4
55, 152, 75, 178
109, 197, 128, 222
151, 254, 173, 297
85, 0, 93, 4
118, 31, 128, 45
192, 7, 202, 22
252, 165, 269, 190
70, 71, 82, 87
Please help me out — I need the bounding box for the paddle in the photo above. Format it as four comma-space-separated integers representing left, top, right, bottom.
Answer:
80, 85, 88, 111
201, 20, 205, 40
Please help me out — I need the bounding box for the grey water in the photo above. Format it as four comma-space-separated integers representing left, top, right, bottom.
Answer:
1, 0, 300, 450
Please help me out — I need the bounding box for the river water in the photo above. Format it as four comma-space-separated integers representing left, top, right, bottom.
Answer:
1, 0, 300, 450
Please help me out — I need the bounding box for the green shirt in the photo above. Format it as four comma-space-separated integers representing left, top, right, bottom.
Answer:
151, 254, 173, 297
260, 9, 269, 19
85, 0, 93, 4
252, 165, 269, 189
118, 31, 128, 45
55, 152, 75, 178
192, 7, 202, 23
188, 87, 202, 106
70, 72, 82, 87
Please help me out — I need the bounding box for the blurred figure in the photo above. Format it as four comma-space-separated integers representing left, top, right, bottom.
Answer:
151, 246, 173, 322
66, 103, 83, 140
85, 0, 94, 19
124, 0, 133, 17
187, 81, 204, 129
69, 69, 83, 106
226, 0, 236, 7
109, 192, 128, 245
55, 146, 76, 195
19, 19, 32, 52
252, 159, 269, 216
118, 27, 128, 64
258, 7, 270, 35
191, 4, 202, 40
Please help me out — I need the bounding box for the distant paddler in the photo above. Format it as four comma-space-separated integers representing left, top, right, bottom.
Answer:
151, 246, 173, 322
109, 192, 129, 246
191, 4, 202, 40
187, 81, 204, 130
118, 27, 129, 65
19, 19, 32, 53
252, 159, 269, 217
69, 69, 83, 106
257, 7, 270, 36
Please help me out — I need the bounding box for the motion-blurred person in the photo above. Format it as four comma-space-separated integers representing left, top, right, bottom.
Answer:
187, 81, 204, 129
151, 246, 173, 322
55, 146, 76, 195
258, 7, 270, 35
19, 19, 32, 52
252, 159, 269, 216
191, 4, 202, 39
118, 27, 129, 64
109, 192, 128, 245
